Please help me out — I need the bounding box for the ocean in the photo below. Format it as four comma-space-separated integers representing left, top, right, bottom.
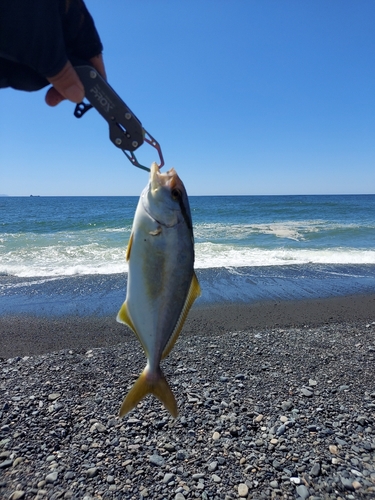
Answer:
1, 195, 375, 316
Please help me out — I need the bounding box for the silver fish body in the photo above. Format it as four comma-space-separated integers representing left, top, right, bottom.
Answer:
117, 162, 201, 417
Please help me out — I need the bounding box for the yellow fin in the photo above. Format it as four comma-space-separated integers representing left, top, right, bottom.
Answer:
162, 272, 201, 360
119, 366, 178, 418
116, 302, 148, 355
125, 232, 133, 261
116, 302, 136, 332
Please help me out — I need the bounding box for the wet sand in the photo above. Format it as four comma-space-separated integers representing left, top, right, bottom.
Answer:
1, 293, 375, 359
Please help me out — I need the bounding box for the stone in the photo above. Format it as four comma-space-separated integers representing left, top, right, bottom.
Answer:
45, 471, 58, 483
301, 388, 313, 397
238, 483, 248, 497
339, 385, 349, 391
212, 432, 221, 440
9, 492, 25, 500
254, 414, 263, 422
356, 416, 367, 426
48, 393, 61, 401
340, 476, 355, 491
310, 462, 321, 477
296, 484, 309, 499
0, 459, 12, 469
90, 422, 106, 433
149, 454, 165, 467
281, 401, 293, 411
86, 467, 98, 478
192, 473, 205, 480
212, 474, 221, 482
176, 450, 187, 460
163, 473, 174, 483
329, 444, 338, 454
175, 494, 185, 500
208, 461, 218, 472
336, 437, 347, 446
164, 443, 176, 452
290, 477, 301, 485
276, 424, 286, 436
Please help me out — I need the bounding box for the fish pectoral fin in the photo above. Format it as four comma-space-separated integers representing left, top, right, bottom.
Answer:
162, 272, 201, 360
149, 225, 162, 236
116, 302, 136, 332
119, 367, 178, 418
125, 232, 134, 261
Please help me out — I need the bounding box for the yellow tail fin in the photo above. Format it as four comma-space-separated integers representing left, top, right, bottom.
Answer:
119, 366, 178, 418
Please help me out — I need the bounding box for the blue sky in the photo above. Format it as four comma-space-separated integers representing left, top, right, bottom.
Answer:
1, 0, 374, 196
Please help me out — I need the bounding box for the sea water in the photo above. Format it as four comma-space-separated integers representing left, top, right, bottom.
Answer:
1, 195, 375, 316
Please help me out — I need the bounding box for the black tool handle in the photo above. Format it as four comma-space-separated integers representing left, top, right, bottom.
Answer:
74, 65, 144, 152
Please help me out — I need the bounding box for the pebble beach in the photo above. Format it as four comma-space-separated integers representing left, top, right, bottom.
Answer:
1, 295, 375, 500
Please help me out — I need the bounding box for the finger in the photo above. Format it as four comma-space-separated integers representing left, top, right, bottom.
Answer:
46, 60, 85, 105
45, 86, 66, 107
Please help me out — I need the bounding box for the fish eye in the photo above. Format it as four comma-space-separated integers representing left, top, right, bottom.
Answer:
171, 188, 181, 200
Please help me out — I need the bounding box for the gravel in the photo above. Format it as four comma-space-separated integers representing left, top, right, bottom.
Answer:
1, 320, 375, 499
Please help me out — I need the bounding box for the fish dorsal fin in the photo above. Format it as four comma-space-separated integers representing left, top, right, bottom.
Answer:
125, 232, 134, 261
162, 272, 201, 360
117, 302, 149, 356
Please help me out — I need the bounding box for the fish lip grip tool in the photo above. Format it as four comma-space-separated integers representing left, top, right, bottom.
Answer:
73, 65, 164, 172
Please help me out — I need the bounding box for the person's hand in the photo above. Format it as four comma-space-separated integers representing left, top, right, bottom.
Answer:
0, 0, 105, 106
46, 53, 106, 107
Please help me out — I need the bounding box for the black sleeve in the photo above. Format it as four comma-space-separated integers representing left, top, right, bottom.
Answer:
0, 0, 103, 91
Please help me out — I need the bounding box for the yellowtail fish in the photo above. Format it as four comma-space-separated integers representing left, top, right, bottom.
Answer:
117, 162, 201, 417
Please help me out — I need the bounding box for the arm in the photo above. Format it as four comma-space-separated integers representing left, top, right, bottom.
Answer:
0, 0, 105, 105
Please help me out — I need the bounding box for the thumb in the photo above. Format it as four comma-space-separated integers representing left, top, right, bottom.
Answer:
45, 60, 85, 106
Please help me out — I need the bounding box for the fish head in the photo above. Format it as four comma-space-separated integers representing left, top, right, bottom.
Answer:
145, 162, 193, 231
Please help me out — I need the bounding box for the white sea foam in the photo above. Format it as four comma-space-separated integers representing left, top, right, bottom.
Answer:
1, 241, 375, 278
194, 243, 375, 269
0, 244, 128, 277
194, 220, 341, 242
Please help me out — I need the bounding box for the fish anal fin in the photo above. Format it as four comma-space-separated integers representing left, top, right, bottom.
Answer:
125, 232, 134, 261
116, 302, 136, 332
119, 366, 178, 418
116, 302, 148, 356
162, 272, 201, 360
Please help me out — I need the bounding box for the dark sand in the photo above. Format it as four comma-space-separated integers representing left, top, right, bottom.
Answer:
1, 293, 375, 359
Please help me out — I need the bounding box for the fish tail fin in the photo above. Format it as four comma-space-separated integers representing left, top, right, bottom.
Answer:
119, 366, 178, 418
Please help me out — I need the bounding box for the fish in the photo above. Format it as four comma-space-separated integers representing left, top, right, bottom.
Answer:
117, 162, 201, 418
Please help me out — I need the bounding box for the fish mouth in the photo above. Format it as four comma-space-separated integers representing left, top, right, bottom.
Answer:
150, 162, 181, 192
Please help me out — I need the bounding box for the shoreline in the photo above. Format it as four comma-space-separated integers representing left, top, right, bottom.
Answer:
1, 293, 375, 359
